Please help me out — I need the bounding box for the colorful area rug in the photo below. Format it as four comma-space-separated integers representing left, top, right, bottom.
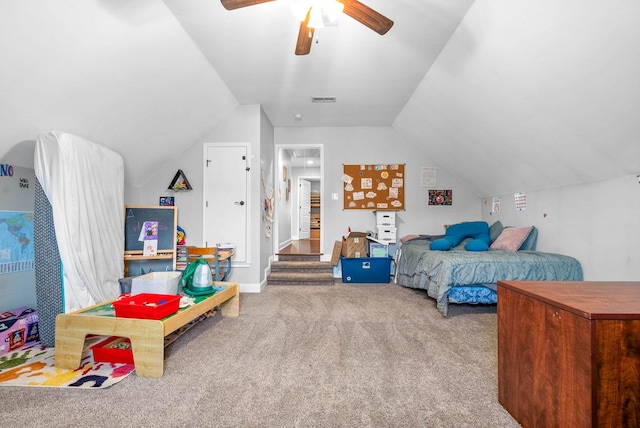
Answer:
0, 336, 134, 388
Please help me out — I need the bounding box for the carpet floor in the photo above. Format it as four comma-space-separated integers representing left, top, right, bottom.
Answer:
0, 282, 520, 427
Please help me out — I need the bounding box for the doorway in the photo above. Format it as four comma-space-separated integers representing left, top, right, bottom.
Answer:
203, 143, 250, 264
275, 145, 323, 256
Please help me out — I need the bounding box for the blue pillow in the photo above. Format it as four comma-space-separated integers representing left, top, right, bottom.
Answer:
429, 221, 490, 251
464, 234, 491, 251
519, 226, 538, 250
430, 238, 452, 251
489, 221, 504, 242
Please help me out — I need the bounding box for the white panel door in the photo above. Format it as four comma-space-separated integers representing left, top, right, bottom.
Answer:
204, 144, 248, 263
298, 178, 311, 239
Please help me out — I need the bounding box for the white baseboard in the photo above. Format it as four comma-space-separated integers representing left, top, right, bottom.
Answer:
239, 282, 263, 293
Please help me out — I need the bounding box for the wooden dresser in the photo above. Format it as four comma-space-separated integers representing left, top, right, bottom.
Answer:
497, 281, 640, 428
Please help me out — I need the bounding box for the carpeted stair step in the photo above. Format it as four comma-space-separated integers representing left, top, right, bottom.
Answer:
267, 271, 335, 286
270, 261, 333, 273
277, 254, 321, 262
269, 255, 334, 286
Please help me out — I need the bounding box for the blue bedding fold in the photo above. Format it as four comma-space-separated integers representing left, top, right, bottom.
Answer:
396, 239, 583, 316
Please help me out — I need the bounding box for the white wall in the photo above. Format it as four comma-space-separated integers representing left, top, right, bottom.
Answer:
259, 108, 275, 286
275, 126, 481, 258
134, 104, 268, 292
276, 149, 293, 250
0, 166, 36, 312
481, 174, 640, 281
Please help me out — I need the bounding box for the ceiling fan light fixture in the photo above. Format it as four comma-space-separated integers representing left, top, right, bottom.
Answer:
222, 0, 393, 55
290, 0, 344, 26
324, 1, 344, 22
290, 0, 311, 21
308, 6, 324, 28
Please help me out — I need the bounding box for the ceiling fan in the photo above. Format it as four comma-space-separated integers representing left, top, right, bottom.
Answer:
220, 0, 394, 55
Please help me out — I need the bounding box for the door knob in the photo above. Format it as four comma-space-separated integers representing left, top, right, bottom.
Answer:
235, 201, 245, 206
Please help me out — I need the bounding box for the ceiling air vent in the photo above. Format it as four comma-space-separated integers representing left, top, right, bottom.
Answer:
311, 96, 337, 103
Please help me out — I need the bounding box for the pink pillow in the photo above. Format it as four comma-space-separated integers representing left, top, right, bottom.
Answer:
490, 226, 533, 251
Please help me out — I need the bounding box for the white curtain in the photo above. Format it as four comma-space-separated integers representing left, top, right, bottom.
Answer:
34, 131, 124, 312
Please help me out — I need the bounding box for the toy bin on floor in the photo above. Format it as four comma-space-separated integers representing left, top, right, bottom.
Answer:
341, 256, 392, 283
91, 336, 134, 364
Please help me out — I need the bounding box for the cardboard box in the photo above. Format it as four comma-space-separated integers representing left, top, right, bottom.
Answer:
331, 241, 342, 266
376, 227, 397, 243
0, 307, 39, 357
91, 336, 134, 364
341, 256, 392, 283
341, 232, 369, 258
131, 271, 181, 295
375, 211, 396, 226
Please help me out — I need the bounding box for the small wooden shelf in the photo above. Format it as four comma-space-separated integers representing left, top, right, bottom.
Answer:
124, 253, 174, 261
310, 214, 321, 229
176, 245, 188, 271
310, 193, 320, 239
168, 169, 192, 191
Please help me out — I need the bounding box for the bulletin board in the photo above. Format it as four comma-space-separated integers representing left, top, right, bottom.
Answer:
124, 205, 177, 255
342, 164, 405, 210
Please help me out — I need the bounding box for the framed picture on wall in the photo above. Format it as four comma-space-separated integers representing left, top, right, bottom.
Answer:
428, 190, 452, 205
159, 196, 175, 206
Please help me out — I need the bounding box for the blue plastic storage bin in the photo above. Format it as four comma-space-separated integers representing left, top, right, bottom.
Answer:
341, 256, 392, 283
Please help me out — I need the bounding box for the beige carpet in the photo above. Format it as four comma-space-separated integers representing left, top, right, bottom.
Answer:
0, 282, 520, 427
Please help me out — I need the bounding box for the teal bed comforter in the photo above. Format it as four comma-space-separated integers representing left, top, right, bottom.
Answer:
395, 239, 583, 316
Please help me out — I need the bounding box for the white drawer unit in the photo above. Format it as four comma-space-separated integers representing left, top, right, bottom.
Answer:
376, 227, 397, 243
375, 211, 396, 226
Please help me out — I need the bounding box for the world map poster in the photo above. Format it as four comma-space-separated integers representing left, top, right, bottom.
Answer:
0, 211, 34, 274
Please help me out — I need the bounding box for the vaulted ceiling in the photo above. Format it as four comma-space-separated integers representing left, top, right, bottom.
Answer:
1, 0, 638, 196
163, 0, 475, 128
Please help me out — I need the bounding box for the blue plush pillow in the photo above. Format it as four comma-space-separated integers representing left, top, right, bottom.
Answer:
465, 239, 489, 252
430, 238, 452, 251
430, 221, 490, 251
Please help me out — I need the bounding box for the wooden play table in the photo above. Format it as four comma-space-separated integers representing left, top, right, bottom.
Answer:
55, 282, 239, 378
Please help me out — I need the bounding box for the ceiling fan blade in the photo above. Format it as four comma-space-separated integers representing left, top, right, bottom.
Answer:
220, 0, 275, 11
295, 9, 314, 55
340, 0, 394, 35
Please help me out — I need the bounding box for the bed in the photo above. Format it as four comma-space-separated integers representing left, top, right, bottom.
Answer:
394, 222, 584, 316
